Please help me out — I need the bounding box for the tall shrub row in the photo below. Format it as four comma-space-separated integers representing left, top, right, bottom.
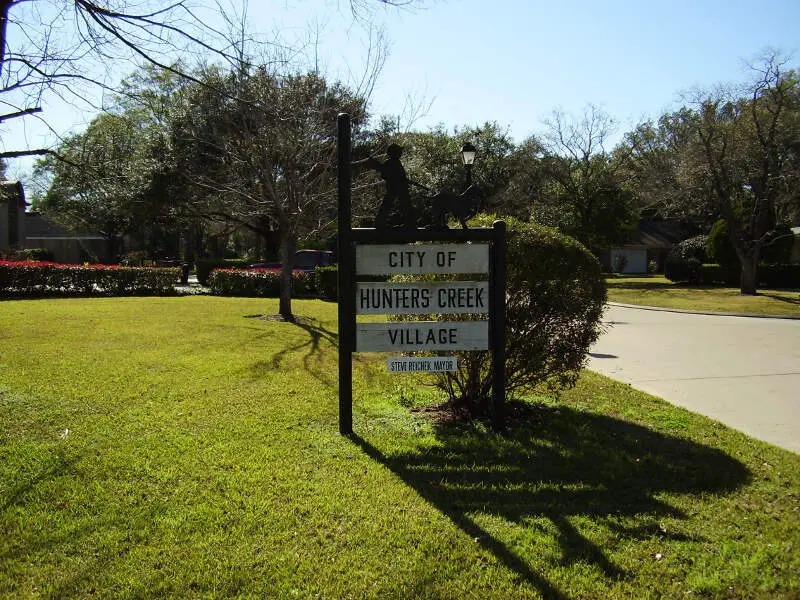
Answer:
195, 259, 251, 286
0, 261, 180, 297
207, 269, 314, 297
667, 262, 800, 287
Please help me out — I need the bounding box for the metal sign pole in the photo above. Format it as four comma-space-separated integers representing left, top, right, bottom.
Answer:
337, 113, 353, 436
491, 219, 507, 433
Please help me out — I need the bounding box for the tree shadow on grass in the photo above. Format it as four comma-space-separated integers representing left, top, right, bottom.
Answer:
606, 281, 676, 291
350, 404, 750, 599
758, 292, 800, 306
248, 316, 340, 388
0, 451, 79, 513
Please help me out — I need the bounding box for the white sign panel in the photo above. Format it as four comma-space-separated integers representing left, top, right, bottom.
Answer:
356, 281, 489, 315
387, 357, 458, 373
356, 243, 489, 275
356, 321, 488, 352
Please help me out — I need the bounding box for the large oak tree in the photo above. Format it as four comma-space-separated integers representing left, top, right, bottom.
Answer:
626, 54, 800, 294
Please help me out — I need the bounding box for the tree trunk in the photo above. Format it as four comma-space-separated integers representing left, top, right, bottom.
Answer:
739, 256, 759, 295
278, 229, 296, 320
723, 216, 761, 295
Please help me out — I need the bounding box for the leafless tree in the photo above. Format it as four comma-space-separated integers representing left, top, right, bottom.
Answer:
0, 0, 249, 162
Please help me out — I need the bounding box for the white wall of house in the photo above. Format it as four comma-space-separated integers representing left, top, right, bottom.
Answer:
791, 228, 800, 264
610, 247, 648, 274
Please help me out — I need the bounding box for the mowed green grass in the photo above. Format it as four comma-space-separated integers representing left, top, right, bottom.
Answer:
606, 275, 800, 317
1, 297, 799, 599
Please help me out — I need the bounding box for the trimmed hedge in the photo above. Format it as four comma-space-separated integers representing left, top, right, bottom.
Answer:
315, 265, 338, 300
698, 263, 739, 286
664, 256, 702, 283
0, 261, 179, 297
207, 269, 314, 297
196, 259, 251, 286
758, 264, 800, 289
665, 261, 800, 288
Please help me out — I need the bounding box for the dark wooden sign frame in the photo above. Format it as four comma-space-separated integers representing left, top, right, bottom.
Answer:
337, 114, 506, 435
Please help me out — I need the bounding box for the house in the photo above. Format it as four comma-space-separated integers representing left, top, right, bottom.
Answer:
602, 219, 697, 274
24, 212, 109, 264
2, 178, 112, 263
0, 181, 27, 255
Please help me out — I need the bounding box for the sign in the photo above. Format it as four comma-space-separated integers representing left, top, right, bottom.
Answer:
387, 356, 457, 373
356, 281, 489, 315
357, 321, 488, 352
337, 111, 506, 435
356, 243, 489, 275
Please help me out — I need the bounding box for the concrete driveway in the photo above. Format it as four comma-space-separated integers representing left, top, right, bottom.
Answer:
588, 304, 800, 454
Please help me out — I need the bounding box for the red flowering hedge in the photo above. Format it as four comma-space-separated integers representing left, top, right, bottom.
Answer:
208, 268, 314, 297
0, 261, 180, 297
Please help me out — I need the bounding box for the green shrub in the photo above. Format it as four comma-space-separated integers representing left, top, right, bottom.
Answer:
292, 271, 314, 296
0, 261, 179, 297
392, 215, 606, 418
20, 248, 56, 262
700, 263, 739, 286
665, 235, 708, 283
706, 220, 739, 269
208, 269, 314, 297
665, 255, 700, 283
612, 253, 629, 274
498, 218, 606, 394
757, 263, 800, 289
673, 234, 709, 261
316, 265, 338, 300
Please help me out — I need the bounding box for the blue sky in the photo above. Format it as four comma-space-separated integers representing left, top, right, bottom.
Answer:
3, 0, 799, 180
342, 0, 800, 136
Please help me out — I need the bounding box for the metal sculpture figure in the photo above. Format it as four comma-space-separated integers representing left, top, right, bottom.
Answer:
357, 143, 480, 230
430, 185, 479, 230
363, 143, 414, 229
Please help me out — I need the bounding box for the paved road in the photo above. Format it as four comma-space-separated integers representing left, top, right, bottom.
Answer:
588, 304, 800, 454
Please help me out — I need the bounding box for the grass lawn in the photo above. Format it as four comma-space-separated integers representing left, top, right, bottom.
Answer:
1, 297, 799, 599
606, 274, 800, 317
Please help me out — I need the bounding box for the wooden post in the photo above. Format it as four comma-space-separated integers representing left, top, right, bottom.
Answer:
491, 219, 506, 432
337, 113, 353, 436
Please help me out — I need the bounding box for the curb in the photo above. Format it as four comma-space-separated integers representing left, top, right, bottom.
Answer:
607, 302, 800, 320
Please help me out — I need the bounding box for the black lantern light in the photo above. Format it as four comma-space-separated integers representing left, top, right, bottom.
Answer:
460, 141, 476, 187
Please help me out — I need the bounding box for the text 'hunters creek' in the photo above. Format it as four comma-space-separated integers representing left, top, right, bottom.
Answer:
358, 284, 487, 313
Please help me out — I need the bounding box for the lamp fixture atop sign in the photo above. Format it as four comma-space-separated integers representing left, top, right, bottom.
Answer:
460, 141, 476, 189
460, 141, 477, 166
